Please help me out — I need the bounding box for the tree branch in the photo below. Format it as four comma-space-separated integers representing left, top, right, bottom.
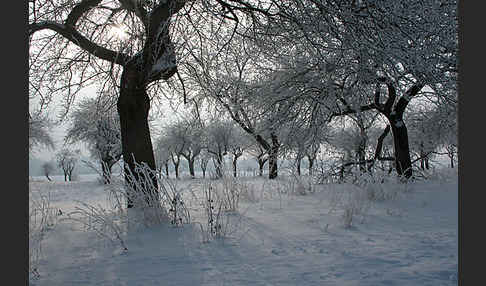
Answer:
65, 0, 102, 27
29, 21, 130, 66
395, 83, 424, 116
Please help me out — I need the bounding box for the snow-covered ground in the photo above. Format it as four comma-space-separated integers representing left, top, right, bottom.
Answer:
29, 169, 458, 286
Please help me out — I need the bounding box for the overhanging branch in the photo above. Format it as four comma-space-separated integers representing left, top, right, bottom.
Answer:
29, 21, 130, 66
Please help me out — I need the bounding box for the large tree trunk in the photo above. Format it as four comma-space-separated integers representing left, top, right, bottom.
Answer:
389, 121, 413, 179
117, 68, 158, 208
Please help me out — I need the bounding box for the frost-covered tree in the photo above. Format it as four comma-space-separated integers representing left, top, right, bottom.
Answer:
170, 118, 204, 178
154, 136, 171, 178
155, 130, 183, 179
29, 0, 277, 207
56, 148, 79, 181
29, 112, 55, 155
205, 119, 233, 179
247, 0, 458, 179
407, 102, 457, 169
65, 94, 122, 184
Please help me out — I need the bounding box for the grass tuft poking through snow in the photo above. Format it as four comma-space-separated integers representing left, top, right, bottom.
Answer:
29, 166, 458, 286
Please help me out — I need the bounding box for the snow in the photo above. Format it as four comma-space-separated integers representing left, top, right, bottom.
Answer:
29, 170, 458, 286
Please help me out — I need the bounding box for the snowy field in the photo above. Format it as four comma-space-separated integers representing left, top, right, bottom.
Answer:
29, 169, 458, 286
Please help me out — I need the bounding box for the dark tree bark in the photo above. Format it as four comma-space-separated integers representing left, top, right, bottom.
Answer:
268, 133, 280, 179
446, 144, 456, 168
182, 154, 196, 178
389, 120, 413, 178
118, 68, 159, 207
333, 79, 423, 179
296, 158, 302, 176
170, 153, 181, 179
30, 1, 185, 208
232, 157, 238, 177
165, 162, 169, 177
231, 149, 243, 178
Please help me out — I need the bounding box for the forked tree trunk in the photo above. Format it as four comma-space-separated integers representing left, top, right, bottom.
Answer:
117, 68, 158, 208
375, 81, 423, 180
